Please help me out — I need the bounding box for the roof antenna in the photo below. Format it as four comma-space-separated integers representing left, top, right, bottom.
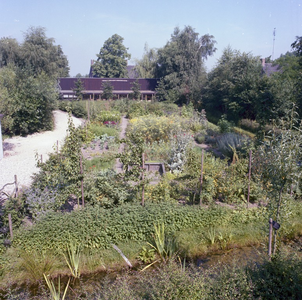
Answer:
272, 28, 276, 61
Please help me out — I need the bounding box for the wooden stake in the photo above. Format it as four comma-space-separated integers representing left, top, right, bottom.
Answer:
199, 149, 204, 206
268, 218, 273, 259
80, 156, 85, 207
14, 175, 18, 198
8, 213, 13, 239
247, 150, 252, 208
142, 153, 145, 206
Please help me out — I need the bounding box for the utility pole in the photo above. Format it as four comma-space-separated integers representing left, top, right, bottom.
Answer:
272, 28, 276, 61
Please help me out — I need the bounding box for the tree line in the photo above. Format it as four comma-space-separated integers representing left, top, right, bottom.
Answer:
1, 25, 302, 135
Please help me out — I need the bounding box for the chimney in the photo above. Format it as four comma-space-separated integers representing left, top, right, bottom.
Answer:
261, 58, 265, 67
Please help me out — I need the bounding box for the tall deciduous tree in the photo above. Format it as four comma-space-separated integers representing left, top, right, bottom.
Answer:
134, 43, 158, 78
202, 46, 293, 124
204, 47, 264, 122
21, 26, 69, 78
93, 34, 131, 78
155, 26, 216, 104
290, 36, 302, 116
0, 38, 21, 68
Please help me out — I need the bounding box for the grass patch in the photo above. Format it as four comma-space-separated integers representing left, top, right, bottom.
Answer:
233, 126, 256, 139
89, 124, 119, 138
84, 155, 115, 171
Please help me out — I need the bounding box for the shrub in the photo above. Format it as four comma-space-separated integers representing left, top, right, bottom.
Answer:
126, 101, 148, 119
128, 115, 180, 143
24, 187, 60, 221
166, 131, 194, 172
195, 132, 206, 144
216, 132, 251, 160
70, 101, 87, 118
95, 110, 121, 123
58, 100, 87, 118
217, 115, 234, 133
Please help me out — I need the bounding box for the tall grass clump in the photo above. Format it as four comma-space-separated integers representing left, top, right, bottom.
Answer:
216, 132, 251, 160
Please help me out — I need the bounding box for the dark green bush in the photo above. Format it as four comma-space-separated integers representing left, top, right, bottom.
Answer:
218, 115, 234, 133
195, 132, 205, 144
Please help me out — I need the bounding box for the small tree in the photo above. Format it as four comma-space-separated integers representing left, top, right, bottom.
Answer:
257, 107, 302, 254
73, 78, 85, 101
131, 80, 141, 100
101, 81, 113, 100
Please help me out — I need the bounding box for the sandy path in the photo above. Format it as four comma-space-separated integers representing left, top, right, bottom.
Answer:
0, 110, 83, 195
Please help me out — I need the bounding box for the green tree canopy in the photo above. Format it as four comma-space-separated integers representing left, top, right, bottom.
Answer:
0, 37, 21, 68
21, 26, 69, 78
93, 34, 131, 78
155, 26, 216, 104
0, 27, 69, 78
0, 65, 57, 135
134, 43, 158, 78
0, 27, 68, 135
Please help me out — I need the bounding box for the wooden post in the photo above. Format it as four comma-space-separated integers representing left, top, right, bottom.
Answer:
8, 213, 13, 239
142, 153, 145, 206
247, 150, 252, 208
14, 175, 18, 198
80, 156, 85, 207
268, 218, 273, 259
199, 149, 204, 206
40, 154, 43, 164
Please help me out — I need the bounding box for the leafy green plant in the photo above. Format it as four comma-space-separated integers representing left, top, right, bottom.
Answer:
144, 223, 180, 268
63, 240, 81, 278
217, 115, 234, 133
43, 274, 70, 300
256, 110, 302, 254
138, 246, 156, 264
206, 227, 216, 245
95, 110, 121, 123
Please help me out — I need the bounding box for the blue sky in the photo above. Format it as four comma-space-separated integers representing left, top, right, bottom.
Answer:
1, 0, 302, 76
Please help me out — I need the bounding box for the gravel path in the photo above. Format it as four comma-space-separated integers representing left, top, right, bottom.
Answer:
0, 110, 83, 195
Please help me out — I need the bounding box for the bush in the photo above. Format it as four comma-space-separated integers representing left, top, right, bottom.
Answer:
71, 101, 87, 118
128, 115, 180, 143
166, 131, 194, 172
58, 100, 87, 118
216, 133, 251, 160
218, 115, 234, 133
195, 132, 206, 144
95, 110, 121, 123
